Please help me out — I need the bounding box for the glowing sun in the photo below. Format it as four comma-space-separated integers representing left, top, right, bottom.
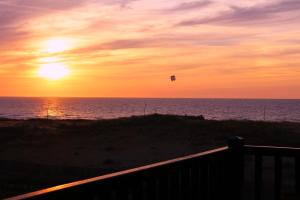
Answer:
38, 63, 70, 80
44, 38, 72, 53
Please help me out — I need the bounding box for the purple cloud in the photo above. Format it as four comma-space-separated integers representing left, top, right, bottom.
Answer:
177, 0, 300, 26
0, 0, 88, 48
0, 0, 138, 48
167, 1, 211, 12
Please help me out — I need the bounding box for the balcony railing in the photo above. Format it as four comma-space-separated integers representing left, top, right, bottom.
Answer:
5, 137, 300, 200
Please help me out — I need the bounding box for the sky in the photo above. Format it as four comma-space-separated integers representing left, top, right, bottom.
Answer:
0, 0, 300, 98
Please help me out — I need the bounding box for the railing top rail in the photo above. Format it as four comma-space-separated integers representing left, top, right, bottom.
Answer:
244, 145, 300, 156
5, 146, 228, 200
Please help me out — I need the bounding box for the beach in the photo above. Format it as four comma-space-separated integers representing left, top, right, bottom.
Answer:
1, 114, 300, 198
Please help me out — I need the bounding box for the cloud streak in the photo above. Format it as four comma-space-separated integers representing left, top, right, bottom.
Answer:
166, 1, 211, 12
177, 0, 300, 26
67, 33, 247, 56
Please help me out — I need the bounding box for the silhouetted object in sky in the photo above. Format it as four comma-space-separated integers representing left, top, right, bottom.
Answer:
170, 75, 176, 81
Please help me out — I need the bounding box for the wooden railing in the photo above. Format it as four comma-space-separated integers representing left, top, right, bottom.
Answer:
243, 145, 300, 200
5, 137, 300, 200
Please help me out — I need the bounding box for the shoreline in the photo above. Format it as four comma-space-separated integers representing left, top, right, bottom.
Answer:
1, 115, 300, 123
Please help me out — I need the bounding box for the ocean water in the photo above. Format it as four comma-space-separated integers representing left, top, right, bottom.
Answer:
0, 97, 299, 122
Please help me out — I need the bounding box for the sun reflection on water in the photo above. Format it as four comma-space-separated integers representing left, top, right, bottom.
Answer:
41, 98, 65, 119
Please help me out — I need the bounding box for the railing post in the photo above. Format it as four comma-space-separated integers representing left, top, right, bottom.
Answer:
296, 157, 300, 197
227, 136, 245, 200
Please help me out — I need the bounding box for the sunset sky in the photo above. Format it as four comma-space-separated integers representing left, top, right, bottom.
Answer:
0, 0, 300, 98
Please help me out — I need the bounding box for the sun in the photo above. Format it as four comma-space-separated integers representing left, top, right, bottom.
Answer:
38, 63, 70, 80
37, 38, 73, 80
44, 38, 71, 53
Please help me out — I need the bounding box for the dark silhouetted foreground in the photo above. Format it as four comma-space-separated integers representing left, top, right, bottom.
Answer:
1, 114, 300, 198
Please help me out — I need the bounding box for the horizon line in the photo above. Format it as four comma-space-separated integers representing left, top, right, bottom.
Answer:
0, 96, 299, 100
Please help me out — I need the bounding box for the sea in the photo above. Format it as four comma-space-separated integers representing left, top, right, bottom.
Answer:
0, 97, 299, 122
